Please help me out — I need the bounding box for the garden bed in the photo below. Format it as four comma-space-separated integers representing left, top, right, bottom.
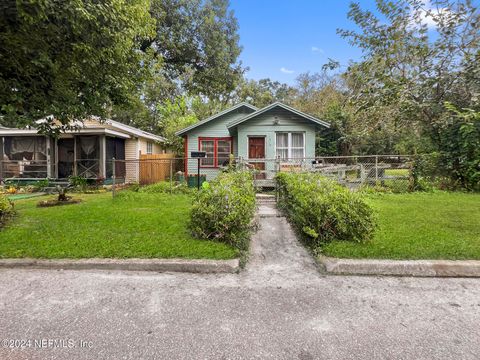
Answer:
0, 192, 237, 259
37, 197, 81, 207
322, 192, 480, 260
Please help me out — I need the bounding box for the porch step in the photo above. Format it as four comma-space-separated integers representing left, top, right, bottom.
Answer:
256, 194, 276, 205
254, 179, 276, 188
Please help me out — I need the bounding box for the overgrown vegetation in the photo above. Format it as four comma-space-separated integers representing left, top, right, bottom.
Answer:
412, 105, 480, 192
276, 172, 377, 246
190, 171, 256, 251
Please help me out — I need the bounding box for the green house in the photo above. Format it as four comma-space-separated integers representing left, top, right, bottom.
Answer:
176, 102, 330, 180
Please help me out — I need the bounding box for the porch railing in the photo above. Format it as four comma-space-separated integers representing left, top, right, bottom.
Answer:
0, 160, 49, 180
75, 159, 100, 179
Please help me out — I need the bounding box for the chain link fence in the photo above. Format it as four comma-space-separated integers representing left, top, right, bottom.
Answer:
236, 155, 414, 192
107, 157, 224, 188
112, 155, 414, 191
1, 155, 415, 193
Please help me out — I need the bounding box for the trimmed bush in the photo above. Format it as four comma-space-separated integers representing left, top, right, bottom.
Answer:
190, 171, 256, 250
0, 194, 14, 227
276, 172, 377, 246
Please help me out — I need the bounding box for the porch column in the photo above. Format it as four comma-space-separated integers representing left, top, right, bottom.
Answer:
0, 137, 4, 181
46, 136, 52, 178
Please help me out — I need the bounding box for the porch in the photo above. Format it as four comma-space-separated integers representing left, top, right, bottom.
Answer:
0, 134, 126, 183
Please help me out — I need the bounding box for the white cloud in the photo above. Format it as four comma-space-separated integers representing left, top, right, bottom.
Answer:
415, 0, 450, 29
280, 67, 295, 74
311, 46, 324, 54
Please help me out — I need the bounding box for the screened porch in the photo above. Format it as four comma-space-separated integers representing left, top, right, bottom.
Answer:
0, 135, 126, 181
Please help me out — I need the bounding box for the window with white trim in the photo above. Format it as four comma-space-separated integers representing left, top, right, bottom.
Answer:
275, 132, 305, 160
199, 138, 232, 167
146, 141, 153, 154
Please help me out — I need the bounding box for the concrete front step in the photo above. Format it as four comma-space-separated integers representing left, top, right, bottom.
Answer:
256, 194, 275, 198
256, 194, 281, 217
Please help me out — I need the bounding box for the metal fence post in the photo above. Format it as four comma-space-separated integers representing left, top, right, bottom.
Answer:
112, 157, 116, 198
375, 155, 379, 185
170, 159, 173, 193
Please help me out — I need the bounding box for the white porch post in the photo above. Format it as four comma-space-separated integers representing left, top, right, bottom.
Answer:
100, 135, 106, 178
46, 136, 51, 178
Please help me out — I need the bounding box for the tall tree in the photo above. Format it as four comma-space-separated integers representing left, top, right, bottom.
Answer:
337, 0, 480, 152
0, 0, 154, 131
113, 0, 244, 132
144, 0, 243, 100
231, 77, 296, 108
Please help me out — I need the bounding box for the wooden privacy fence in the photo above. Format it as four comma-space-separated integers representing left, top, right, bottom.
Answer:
139, 154, 176, 185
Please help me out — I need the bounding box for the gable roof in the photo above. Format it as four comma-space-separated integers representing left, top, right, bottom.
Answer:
227, 102, 330, 129
175, 102, 258, 136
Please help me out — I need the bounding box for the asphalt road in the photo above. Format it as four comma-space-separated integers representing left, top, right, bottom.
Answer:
1, 204, 480, 360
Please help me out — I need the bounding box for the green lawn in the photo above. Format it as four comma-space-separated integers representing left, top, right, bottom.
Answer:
0, 192, 237, 259
323, 192, 480, 260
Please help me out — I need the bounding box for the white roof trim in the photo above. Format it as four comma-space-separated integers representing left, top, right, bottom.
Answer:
0, 129, 41, 136
105, 119, 165, 142
0, 118, 165, 142
175, 102, 258, 136
227, 102, 330, 129
0, 128, 131, 138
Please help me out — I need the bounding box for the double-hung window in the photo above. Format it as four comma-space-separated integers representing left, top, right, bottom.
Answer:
199, 138, 232, 167
275, 132, 305, 160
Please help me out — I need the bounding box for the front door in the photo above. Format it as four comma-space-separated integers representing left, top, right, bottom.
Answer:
248, 137, 265, 179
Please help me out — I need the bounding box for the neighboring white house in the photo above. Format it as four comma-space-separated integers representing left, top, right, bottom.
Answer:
0, 118, 166, 183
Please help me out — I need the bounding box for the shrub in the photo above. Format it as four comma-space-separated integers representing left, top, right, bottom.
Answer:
33, 179, 50, 192
276, 172, 377, 246
415, 104, 480, 192
138, 181, 190, 194
0, 194, 14, 227
190, 171, 256, 250
69, 176, 88, 192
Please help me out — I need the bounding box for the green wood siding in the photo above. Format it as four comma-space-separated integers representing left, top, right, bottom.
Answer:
186, 108, 253, 180
236, 108, 316, 159
184, 106, 322, 180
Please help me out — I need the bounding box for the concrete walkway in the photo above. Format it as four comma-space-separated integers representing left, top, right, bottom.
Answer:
246, 195, 320, 284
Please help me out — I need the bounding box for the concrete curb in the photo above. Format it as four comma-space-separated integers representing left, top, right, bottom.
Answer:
317, 255, 480, 277
0, 258, 240, 274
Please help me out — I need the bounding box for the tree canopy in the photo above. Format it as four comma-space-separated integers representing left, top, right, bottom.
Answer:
0, 0, 154, 131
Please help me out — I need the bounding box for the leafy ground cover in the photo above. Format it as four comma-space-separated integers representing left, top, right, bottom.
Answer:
323, 192, 480, 259
0, 192, 237, 259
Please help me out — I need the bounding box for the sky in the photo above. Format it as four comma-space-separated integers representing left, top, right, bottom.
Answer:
229, 0, 378, 84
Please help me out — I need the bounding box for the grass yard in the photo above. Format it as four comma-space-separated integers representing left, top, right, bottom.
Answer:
323, 192, 480, 260
0, 192, 237, 259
